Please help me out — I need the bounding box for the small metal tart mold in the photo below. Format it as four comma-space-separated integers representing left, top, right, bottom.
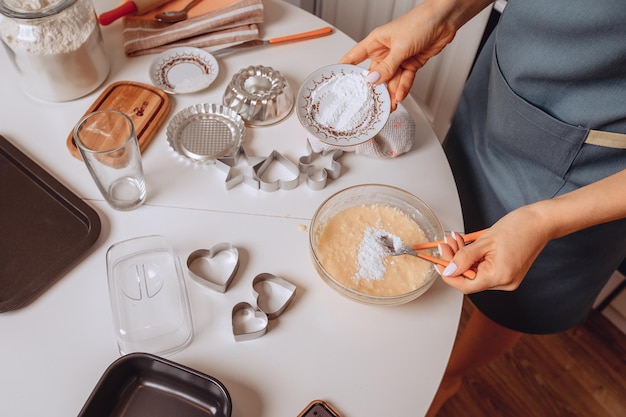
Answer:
150, 47, 219, 94
223, 65, 294, 126
298, 140, 343, 190
186, 243, 240, 293
167, 103, 245, 163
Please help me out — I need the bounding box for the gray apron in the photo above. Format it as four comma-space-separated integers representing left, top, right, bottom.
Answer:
442, 3, 626, 334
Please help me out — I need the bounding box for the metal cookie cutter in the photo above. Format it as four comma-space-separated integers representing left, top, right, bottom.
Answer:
231, 273, 297, 341
253, 150, 300, 192
232, 302, 269, 342
298, 141, 343, 190
216, 145, 264, 190
252, 273, 297, 319
186, 243, 240, 293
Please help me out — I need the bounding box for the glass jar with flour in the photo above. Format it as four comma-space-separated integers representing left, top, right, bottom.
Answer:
0, 0, 109, 101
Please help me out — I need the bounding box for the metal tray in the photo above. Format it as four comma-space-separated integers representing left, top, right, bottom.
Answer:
0, 135, 101, 312
78, 353, 232, 417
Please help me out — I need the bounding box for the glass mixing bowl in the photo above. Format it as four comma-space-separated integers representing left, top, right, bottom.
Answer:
309, 184, 444, 306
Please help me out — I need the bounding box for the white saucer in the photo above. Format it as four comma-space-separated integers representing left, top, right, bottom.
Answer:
296, 64, 391, 147
150, 47, 219, 94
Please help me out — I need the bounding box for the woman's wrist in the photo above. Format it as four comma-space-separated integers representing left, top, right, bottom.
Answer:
419, 0, 495, 32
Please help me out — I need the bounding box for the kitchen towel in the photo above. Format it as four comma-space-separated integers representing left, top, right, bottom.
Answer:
308, 103, 415, 158
122, 0, 264, 56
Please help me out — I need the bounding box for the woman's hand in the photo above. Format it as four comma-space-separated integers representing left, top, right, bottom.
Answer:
339, 0, 494, 110
437, 168, 626, 293
436, 205, 553, 294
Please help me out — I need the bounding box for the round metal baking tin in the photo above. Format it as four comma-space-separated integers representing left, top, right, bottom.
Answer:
150, 47, 219, 94
167, 103, 245, 163
223, 65, 294, 126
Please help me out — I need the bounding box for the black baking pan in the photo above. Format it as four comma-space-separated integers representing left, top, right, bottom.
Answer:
78, 353, 232, 417
0, 135, 101, 312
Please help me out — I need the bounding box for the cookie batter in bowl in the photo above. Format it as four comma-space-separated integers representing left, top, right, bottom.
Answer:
309, 184, 443, 305
315, 204, 431, 296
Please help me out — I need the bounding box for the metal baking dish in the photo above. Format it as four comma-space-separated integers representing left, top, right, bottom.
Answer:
78, 353, 232, 417
0, 134, 101, 312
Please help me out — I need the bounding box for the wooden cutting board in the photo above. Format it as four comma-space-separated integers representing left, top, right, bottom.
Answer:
67, 81, 171, 160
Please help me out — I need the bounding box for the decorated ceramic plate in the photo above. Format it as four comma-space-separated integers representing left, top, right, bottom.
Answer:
150, 47, 219, 94
296, 64, 391, 147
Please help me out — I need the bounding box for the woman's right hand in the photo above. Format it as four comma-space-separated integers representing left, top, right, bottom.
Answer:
339, 0, 494, 109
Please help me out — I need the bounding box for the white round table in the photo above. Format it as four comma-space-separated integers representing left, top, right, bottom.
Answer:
0, 1, 464, 416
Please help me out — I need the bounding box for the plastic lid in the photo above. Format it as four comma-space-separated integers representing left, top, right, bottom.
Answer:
106, 235, 194, 356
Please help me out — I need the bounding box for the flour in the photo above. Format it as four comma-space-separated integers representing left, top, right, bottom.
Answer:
354, 227, 387, 281
0, 0, 109, 101
312, 72, 374, 131
354, 227, 397, 281
1, 0, 95, 54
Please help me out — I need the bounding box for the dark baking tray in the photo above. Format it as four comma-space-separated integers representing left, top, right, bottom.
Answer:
0, 135, 101, 312
78, 353, 232, 417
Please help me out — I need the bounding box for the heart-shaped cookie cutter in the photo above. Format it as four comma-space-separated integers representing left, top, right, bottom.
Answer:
231, 273, 297, 341
186, 243, 240, 293
253, 150, 300, 192
232, 302, 269, 342
252, 273, 297, 319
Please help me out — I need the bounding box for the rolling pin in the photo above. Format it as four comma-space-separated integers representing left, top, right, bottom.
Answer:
98, 0, 172, 25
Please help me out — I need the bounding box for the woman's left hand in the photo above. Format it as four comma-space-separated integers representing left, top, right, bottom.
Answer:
436, 204, 553, 293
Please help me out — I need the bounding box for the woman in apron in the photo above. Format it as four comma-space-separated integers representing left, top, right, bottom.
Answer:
341, 0, 626, 415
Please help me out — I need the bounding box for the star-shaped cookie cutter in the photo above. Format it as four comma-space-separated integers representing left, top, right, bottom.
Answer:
298, 140, 343, 190
215, 145, 265, 190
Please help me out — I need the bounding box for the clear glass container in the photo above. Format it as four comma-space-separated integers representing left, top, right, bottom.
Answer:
0, 0, 109, 101
106, 235, 194, 356
310, 184, 444, 306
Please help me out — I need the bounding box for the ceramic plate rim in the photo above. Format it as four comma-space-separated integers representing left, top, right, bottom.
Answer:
296, 64, 391, 147
150, 47, 219, 94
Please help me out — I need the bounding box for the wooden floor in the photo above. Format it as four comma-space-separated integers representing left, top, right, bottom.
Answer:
437, 298, 626, 417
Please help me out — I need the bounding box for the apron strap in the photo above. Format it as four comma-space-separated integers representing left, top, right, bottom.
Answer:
585, 130, 626, 149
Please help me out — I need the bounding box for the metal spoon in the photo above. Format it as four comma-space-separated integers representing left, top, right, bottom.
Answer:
155, 0, 201, 23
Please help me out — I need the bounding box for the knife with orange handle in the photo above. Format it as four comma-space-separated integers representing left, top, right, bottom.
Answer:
98, 0, 172, 26
211, 26, 334, 55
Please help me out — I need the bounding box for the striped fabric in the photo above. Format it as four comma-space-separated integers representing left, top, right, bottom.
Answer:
122, 0, 264, 56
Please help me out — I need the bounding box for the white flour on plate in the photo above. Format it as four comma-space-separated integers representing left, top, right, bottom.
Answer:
312, 72, 374, 131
